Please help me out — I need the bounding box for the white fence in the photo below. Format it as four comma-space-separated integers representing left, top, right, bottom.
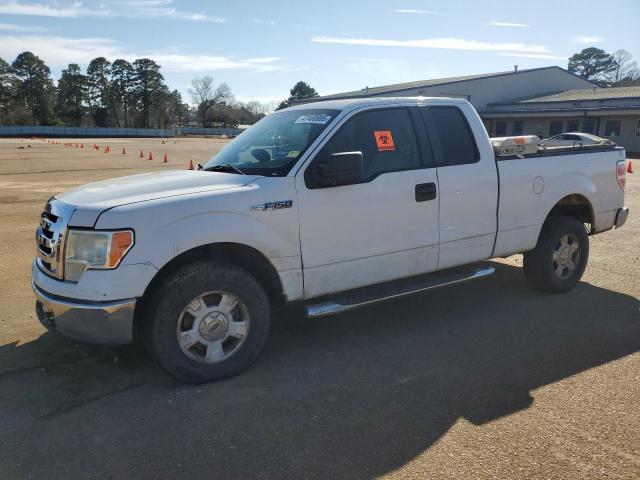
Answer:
0, 125, 244, 137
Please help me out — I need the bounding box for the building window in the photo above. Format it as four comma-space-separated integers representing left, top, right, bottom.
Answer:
603, 119, 622, 137
549, 120, 563, 136
583, 118, 597, 134
513, 121, 524, 135
636, 119, 640, 136
495, 121, 507, 136
567, 120, 579, 132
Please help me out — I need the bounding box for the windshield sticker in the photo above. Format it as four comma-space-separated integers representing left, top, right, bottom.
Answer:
374, 130, 395, 151
294, 114, 332, 125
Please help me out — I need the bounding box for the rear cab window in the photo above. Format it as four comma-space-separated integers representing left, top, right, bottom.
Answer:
419, 106, 479, 167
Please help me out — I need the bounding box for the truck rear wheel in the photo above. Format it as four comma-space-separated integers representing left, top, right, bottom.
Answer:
146, 261, 271, 384
523, 215, 589, 293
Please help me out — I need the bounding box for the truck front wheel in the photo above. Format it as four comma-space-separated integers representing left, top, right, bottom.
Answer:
146, 261, 271, 383
523, 215, 589, 293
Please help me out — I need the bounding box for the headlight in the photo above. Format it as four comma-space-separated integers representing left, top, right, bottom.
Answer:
64, 230, 134, 281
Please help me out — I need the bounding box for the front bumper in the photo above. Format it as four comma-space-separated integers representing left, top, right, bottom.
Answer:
33, 281, 136, 345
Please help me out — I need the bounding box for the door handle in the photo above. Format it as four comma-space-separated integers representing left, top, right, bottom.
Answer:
415, 182, 437, 202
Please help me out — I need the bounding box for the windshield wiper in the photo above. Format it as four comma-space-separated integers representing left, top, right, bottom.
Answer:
203, 163, 246, 175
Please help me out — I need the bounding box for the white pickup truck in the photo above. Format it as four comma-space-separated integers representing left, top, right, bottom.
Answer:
33, 97, 629, 383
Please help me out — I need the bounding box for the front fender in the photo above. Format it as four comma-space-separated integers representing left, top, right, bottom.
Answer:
149, 211, 301, 272
94, 183, 302, 299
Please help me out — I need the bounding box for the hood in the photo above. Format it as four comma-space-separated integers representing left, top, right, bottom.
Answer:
57, 170, 259, 227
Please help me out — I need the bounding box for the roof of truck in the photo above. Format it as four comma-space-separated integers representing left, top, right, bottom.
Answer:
284, 96, 470, 112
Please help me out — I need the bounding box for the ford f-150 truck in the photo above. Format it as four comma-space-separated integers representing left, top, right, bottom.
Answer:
33, 97, 629, 383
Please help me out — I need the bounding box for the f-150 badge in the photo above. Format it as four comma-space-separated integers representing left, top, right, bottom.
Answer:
250, 200, 293, 211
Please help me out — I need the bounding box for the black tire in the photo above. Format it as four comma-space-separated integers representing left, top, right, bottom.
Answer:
523, 215, 589, 293
145, 261, 271, 384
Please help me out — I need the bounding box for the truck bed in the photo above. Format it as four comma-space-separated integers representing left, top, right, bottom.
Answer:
493, 145, 626, 258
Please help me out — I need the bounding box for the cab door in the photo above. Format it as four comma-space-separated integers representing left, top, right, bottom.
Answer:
418, 103, 498, 270
295, 106, 440, 299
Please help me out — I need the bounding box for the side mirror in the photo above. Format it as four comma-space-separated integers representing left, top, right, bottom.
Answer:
315, 151, 363, 187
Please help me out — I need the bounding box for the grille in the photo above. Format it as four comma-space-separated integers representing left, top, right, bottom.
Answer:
35, 198, 75, 279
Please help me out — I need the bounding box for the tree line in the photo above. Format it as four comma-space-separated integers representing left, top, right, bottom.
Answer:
0, 51, 271, 128
568, 48, 640, 87
1, 47, 636, 128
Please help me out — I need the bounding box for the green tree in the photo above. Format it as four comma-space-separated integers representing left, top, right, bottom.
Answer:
132, 58, 165, 128
278, 81, 319, 109
568, 47, 616, 86
110, 59, 134, 127
86, 57, 114, 126
0, 57, 13, 125
11, 51, 55, 125
56, 63, 87, 126
150, 88, 185, 128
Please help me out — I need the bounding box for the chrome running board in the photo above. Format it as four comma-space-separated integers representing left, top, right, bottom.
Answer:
306, 264, 495, 318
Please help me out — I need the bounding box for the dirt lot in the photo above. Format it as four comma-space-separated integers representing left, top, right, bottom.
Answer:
0, 137, 639, 479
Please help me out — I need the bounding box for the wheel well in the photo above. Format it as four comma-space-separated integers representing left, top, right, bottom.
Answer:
134, 243, 285, 336
547, 194, 594, 232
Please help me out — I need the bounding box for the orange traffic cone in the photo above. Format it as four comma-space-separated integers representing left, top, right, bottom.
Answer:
148, 151, 153, 160
139, 149, 144, 159
122, 147, 126, 154
163, 153, 168, 163
188, 159, 194, 170
80, 143, 83, 149
104, 146, 109, 153
628, 161, 634, 174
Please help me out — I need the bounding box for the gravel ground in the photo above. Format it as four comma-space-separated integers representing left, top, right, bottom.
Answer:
0, 138, 638, 479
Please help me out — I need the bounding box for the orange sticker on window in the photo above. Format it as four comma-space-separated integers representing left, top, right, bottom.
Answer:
374, 130, 395, 151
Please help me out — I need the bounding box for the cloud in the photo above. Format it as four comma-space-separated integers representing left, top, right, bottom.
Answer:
490, 20, 530, 28
0, 34, 300, 73
0, 0, 224, 21
312, 36, 548, 53
249, 18, 275, 25
345, 57, 393, 63
393, 9, 437, 14
571, 35, 604, 44
0, 22, 45, 31
123, 0, 225, 22
0, 0, 107, 17
499, 53, 568, 60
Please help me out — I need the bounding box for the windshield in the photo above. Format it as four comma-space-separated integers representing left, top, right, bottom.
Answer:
204, 108, 340, 176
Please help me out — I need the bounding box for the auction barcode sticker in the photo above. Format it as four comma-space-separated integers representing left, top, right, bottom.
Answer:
294, 114, 332, 125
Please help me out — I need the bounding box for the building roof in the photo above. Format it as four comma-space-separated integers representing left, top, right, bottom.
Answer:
315, 66, 586, 101
504, 86, 640, 104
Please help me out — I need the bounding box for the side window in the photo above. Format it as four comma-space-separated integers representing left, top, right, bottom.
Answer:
421, 106, 479, 167
312, 108, 422, 181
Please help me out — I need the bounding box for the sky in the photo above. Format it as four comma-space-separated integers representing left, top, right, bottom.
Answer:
0, 0, 638, 106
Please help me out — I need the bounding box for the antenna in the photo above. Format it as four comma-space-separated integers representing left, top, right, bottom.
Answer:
514, 65, 518, 72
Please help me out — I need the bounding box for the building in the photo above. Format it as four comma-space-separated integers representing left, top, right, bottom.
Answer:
482, 86, 640, 152
310, 66, 640, 153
